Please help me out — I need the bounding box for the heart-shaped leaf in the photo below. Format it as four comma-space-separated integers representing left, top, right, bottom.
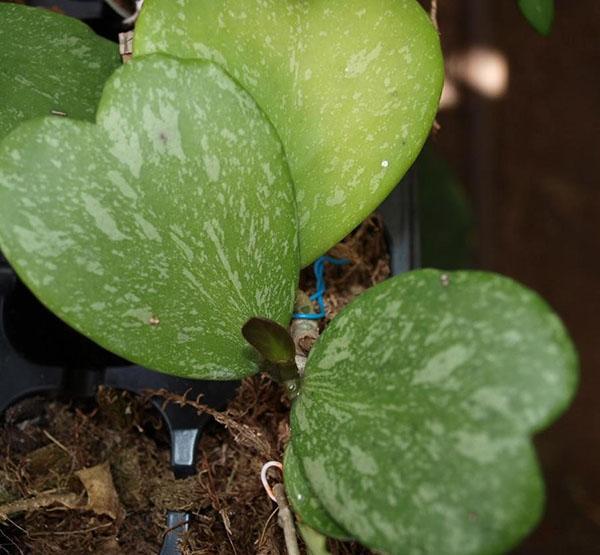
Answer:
283, 444, 350, 540
134, 0, 444, 266
290, 270, 577, 554
0, 3, 120, 140
0, 55, 299, 380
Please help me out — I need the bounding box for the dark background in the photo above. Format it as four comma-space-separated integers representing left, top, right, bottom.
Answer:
431, 2, 600, 552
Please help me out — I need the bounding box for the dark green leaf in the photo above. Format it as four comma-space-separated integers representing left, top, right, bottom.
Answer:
517, 0, 555, 35
284, 444, 351, 540
242, 317, 296, 364
0, 4, 120, 140
242, 317, 300, 383
0, 55, 299, 380
418, 145, 473, 269
291, 270, 577, 554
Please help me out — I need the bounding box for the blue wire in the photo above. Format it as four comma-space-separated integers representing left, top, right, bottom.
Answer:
293, 256, 350, 320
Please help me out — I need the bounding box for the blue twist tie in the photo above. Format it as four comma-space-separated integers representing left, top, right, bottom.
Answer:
292, 256, 350, 320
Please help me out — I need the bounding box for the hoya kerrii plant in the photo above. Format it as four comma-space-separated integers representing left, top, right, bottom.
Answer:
0, 1, 575, 554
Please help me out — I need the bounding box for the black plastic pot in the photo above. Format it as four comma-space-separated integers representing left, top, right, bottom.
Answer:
380, 167, 420, 274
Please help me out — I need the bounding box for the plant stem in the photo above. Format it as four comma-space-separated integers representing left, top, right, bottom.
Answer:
273, 483, 301, 555
291, 290, 320, 376
262, 362, 301, 399
430, 0, 439, 32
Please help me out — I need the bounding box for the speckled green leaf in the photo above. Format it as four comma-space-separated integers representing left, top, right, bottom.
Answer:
0, 55, 298, 380
0, 3, 120, 140
291, 270, 578, 554
517, 0, 554, 35
284, 444, 351, 540
134, 0, 444, 266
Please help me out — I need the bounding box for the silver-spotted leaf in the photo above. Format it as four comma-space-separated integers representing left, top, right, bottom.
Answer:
291, 270, 577, 554
134, 0, 444, 266
0, 3, 120, 140
0, 55, 298, 380
284, 444, 351, 540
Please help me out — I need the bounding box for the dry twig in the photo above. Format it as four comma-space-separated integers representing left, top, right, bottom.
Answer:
0, 491, 81, 520
273, 484, 300, 555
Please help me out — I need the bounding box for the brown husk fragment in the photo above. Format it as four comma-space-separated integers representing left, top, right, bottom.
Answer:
75, 462, 123, 520
0, 214, 387, 554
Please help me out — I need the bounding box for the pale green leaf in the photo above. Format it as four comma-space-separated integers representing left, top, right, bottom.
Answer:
134, 0, 444, 266
0, 55, 299, 380
291, 270, 577, 554
298, 523, 331, 555
0, 3, 120, 140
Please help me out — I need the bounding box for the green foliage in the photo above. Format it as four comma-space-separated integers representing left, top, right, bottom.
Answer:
134, 0, 444, 266
283, 444, 350, 540
0, 4, 578, 553
517, 0, 555, 35
242, 317, 296, 365
0, 4, 120, 140
418, 145, 473, 269
297, 523, 332, 555
289, 269, 577, 554
242, 317, 299, 382
0, 55, 299, 380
